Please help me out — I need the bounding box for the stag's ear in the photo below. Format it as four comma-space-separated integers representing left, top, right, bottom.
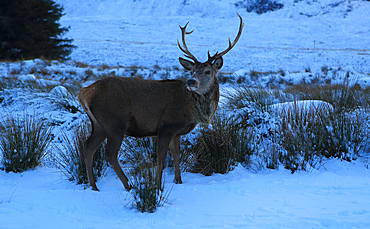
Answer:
212, 56, 223, 70
179, 57, 195, 71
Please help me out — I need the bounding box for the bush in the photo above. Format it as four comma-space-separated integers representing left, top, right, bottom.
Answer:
50, 86, 81, 114
222, 86, 280, 171
0, 0, 75, 60
122, 137, 157, 173
316, 110, 367, 160
187, 113, 254, 176
55, 122, 108, 185
0, 113, 53, 173
277, 102, 327, 172
221, 84, 369, 173
130, 160, 169, 213
276, 101, 368, 172
122, 137, 169, 213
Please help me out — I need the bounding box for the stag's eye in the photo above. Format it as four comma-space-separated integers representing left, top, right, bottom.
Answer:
205, 70, 211, 75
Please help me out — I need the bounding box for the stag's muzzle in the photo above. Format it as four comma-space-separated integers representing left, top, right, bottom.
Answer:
186, 78, 199, 91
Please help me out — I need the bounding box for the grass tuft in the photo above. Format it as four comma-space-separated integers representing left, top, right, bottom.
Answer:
186, 113, 254, 175
122, 137, 170, 213
55, 121, 108, 185
0, 113, 53, 173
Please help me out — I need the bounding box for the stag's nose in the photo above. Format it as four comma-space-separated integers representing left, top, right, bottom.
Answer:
186, 78, 199, 91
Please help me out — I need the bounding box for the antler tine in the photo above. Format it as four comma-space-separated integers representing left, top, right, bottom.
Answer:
209, 13, 245, 62
177, 22, 199, 63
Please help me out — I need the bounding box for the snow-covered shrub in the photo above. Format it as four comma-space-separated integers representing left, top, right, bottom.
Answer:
122, 137, 169, 213
0, 113, 53, 173
213, 83, 369, 173
222, 86, 281, 171
121, 137, 157, 174
186, 112, 255, 175
275, 101, 368, 172
277, 82, 370, 165
130, 168, 167, 213
129, 160, 169, 213
317, 110, 368, 160
224, 86, 277, 112
55, 122, 107, 185
50, 86, 81, 114
277, 102, 327, 172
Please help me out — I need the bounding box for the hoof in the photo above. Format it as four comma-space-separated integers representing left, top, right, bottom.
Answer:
174, 179, 183, 184
125, 186, 133, 191
86, 184, 100, 191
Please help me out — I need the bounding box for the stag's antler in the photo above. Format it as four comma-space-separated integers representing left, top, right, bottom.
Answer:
178, 13, 244, 64
208, 13, 245, 63
177, 22, 199, 63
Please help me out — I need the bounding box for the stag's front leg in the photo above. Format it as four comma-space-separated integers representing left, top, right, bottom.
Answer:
156, 129, 174, 185
169, 136, 182, 184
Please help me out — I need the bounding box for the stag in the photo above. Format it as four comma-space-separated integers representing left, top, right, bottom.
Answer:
78, 14, 244, 191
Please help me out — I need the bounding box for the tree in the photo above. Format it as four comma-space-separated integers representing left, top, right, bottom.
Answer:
0, 0, 75, 60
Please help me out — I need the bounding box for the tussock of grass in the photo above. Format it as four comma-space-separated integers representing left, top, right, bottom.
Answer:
0, 113, 53, 173
129, 158, 170, 213
185, 113, 254, 175
50, 85, 81, 113
121, 137, 157, 174
276, 101, 368, 172
55, 122, 108, 185
224, 86, 276, 111
277, 102, 328, 172
121, 137, 170, 213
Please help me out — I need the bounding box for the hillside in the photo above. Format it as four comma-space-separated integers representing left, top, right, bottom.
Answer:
54, 0, 370, 73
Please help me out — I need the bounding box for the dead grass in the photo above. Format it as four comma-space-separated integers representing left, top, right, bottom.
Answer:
284, 82, 370, 112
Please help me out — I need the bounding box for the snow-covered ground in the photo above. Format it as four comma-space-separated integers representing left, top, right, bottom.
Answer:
1, 160, 370, 228
1, 0, 370, 228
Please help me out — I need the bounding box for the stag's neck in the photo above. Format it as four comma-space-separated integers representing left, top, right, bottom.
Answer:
188, 80, 220, 124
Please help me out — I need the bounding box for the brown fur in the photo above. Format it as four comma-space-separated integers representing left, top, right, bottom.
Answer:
78, 75, 219, 191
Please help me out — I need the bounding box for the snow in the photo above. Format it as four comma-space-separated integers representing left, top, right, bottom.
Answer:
271, 100, 334, 113
1, 0, 370, 228
56, 0, 370, 73
1, 161, 370, 228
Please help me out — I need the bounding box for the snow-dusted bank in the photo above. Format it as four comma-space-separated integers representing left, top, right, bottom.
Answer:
1, 160, 369, 228
1, 0, 370, 228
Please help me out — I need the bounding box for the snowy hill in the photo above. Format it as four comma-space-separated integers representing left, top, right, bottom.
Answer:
55, 0, 370, 73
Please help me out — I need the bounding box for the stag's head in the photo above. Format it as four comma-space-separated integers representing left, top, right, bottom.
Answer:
178, 14, 244, 94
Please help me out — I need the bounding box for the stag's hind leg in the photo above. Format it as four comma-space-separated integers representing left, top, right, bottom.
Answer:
105, 131, 131, 191
83, 125, 107, 191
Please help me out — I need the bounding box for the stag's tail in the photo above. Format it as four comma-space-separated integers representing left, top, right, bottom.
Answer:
78, 85, 101, 130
